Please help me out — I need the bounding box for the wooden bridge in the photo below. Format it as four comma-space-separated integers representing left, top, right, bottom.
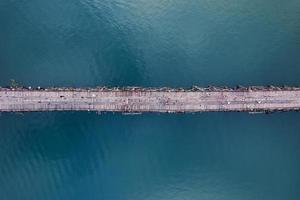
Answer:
1, 87, 300, 113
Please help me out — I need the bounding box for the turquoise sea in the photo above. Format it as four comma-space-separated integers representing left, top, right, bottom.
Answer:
0, 0, 300, 199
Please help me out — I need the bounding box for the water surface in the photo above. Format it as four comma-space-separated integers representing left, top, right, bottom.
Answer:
0, 0, 300, 87
1, 112, 300, 200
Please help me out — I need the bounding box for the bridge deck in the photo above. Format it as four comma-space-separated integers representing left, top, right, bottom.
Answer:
1, 88, 300, 113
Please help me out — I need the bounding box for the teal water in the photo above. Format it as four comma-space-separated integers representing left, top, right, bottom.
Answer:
1, 0, 300, 199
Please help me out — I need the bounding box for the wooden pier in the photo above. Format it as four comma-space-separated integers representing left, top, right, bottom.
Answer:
1, 87, 300, 113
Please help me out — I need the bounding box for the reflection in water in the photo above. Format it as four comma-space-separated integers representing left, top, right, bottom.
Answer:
0, 113, 300, 199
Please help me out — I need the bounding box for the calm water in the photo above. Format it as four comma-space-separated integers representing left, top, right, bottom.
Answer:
1, 0, 300, 199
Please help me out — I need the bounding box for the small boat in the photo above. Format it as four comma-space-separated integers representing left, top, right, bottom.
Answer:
122, 112, 142, 115
249, 111, 266, 114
